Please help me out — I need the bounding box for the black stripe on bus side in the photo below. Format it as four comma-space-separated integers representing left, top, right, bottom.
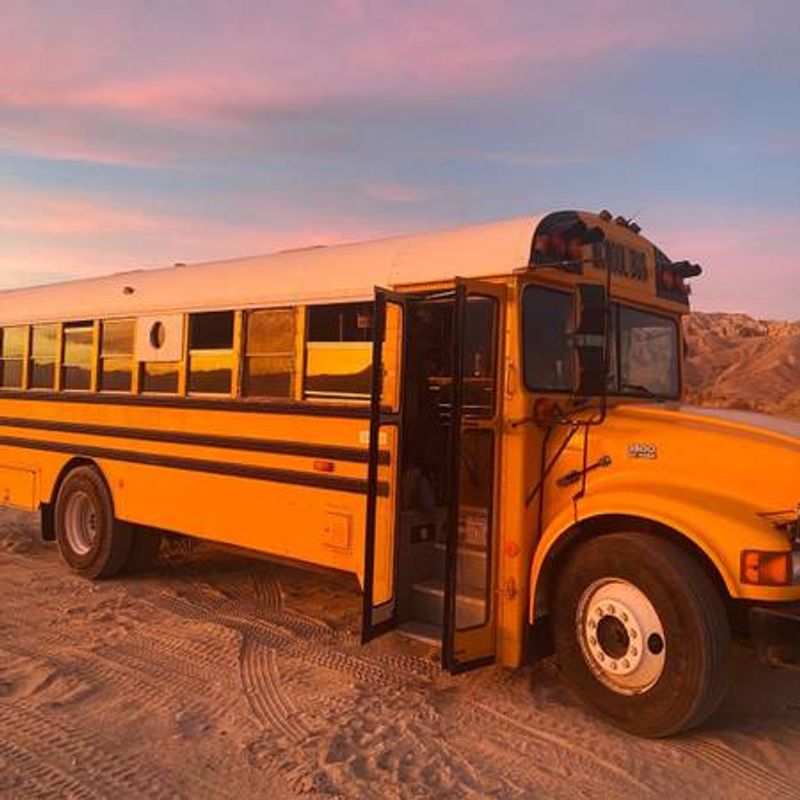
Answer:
0, 416, 389, 466
0, 390, 374, 418
0, 434, 390, 497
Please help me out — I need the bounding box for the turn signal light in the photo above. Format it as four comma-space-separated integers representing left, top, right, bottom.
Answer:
741, 550, 800, 585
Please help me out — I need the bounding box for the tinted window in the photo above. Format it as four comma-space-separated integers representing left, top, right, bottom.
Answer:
188, 353, 233, 394
304, 303, 373, 401
0, 359, 22, 388
62, 322, 93, 390
0, 326, 25, 388
307, 303, 373, 342
100, 319, 134, 392
141, 362, 180, 394
189, 311, 234, 350
243, 309, 296, 398
1, 327, 26, 358
522, 286, 574, 391
461, 297, 498, 416
188, 311, 234, 394
29, 324, 59, 389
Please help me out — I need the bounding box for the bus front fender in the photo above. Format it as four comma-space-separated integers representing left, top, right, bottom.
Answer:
528, 483, 794, 623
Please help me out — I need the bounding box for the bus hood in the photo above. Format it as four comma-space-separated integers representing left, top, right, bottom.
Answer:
615, 403, 800, 447
600, 402, 800, 520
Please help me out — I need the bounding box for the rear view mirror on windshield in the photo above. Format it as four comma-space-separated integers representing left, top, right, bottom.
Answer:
573, 283, 608, 397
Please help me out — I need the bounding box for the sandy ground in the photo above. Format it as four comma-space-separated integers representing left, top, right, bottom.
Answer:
2, 510, 800, 799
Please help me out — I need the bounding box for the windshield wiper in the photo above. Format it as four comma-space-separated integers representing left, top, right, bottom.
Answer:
621, 382, 665, 402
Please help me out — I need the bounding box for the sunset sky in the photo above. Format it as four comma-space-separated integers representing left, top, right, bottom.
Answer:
1, 0, 798, 318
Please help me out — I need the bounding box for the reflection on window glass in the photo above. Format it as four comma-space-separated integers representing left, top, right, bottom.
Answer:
0, 326, 25, 388
62, 323, 93, 390
616, 307, 679, 398
29, 324, 59, 389
101, 319, 134, 355
100, 319, 134, 392
305, 303, 373, 401
188, 352, 233, 394
141, 362, 179, 394
188, 311, 234, 395
522, 286, 574, 391
243, 309, 295, 398
462, 297, 497, 415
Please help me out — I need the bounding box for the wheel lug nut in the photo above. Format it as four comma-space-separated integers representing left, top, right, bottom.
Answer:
629, 629, 637, 639
589, 619, 596, 629
621, 612, 628, 622
608, 604, 615, 614
610, 662, 617, 670
598, 652, 605, 661
631, 647, 638, 657
623, 659, 630, 668
589, 637, 597, 646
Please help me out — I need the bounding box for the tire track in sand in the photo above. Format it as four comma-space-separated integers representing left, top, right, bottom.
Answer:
0, 701, 180, 799
240, 638, 307, 742
469, 699, 659, 797
668, 737, 797, 799
0, 738, 101, 800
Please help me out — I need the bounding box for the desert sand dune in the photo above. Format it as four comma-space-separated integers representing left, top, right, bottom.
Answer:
3, 509, 800, 799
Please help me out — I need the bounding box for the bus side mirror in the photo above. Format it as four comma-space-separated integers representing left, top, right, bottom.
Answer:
573, 283, 608, 397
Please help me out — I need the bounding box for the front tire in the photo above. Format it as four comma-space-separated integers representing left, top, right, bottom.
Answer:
54, 465, 132, 579
553, 532, 731, 737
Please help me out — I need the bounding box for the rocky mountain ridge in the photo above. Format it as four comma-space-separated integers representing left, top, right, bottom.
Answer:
683, 312, 800, 420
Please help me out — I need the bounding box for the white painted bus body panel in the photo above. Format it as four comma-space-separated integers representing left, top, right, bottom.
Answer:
0, 216, 542, 325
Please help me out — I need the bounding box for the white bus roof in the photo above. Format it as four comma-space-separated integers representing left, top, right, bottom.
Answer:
0, 215, 542, 325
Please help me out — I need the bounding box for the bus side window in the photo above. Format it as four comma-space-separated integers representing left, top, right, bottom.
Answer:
141, 362, 180, 394
243, 308, 296, 399
303, 302, 373, 402
0, 326, 26, 389
29, 324, 59, 390
99, 319, 135, 392
62, 321, 94, 391
188, 311, 234, 395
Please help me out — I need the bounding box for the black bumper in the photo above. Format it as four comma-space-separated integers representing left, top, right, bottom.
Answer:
749, 603, 800, 665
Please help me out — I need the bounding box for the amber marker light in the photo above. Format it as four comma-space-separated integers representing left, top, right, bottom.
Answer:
313, 460, 335, 473
740, 550, 800, 586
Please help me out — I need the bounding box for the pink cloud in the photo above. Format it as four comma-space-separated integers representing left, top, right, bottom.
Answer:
655, 212, 800, 319
0, 0, 756, 159
0, 184, 389, 288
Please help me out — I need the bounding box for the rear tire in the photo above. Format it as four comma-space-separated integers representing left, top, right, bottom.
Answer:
54, 465, 132, 579
122, 527, 163, 574
553, 532, 731, 737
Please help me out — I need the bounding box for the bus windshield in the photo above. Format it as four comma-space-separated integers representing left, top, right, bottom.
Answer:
609, 305, 680, 399
521, 285, 680, 398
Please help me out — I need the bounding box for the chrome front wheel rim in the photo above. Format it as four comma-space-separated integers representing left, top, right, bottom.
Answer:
576, 578, 666, 695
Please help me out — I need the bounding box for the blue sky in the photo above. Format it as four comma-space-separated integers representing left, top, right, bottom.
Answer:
1, 0, 798, 318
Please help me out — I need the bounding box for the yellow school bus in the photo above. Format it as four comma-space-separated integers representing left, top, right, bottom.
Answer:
1, 209, 798, 737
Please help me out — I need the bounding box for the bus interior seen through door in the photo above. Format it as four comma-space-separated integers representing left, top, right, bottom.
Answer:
395, 295, 496, 647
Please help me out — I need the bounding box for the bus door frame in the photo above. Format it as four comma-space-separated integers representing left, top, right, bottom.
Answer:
442, 278, 507, 673
362, 286, 420, 642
